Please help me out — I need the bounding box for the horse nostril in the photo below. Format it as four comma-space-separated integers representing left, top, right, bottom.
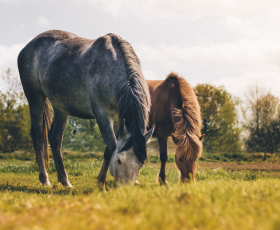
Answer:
117, 158, 121, 164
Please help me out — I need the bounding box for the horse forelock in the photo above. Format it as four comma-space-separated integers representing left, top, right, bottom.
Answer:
112, 34, 151, 163
172, 75, 202, 161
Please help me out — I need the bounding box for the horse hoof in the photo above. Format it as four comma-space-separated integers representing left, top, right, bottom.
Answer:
42, 181, 52, 187
98, 182, 107, 192
39, 173, 51, 187
156, 173, 169, 186
58, 175, 73, 188
161, 180, 169, 186
59, 182, 74, 188
66, 183, 74, 188
65, 181, 74, 188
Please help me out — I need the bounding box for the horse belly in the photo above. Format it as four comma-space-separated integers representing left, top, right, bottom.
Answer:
42, 76, 95, 119
50, 93, 95, 119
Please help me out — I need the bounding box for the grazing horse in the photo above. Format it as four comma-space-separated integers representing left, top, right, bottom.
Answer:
147, 72, 204, 184
18, 30, 154, 189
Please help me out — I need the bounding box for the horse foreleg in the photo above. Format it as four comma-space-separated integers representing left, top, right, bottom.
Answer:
97, 147, 112, 191
157, 134, 169, 185
49, 108, 72, 187
95, 109, 117, 191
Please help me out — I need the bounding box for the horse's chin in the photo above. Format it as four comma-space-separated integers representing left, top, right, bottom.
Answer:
180, 176, 196, 184
113, 170, 140, 185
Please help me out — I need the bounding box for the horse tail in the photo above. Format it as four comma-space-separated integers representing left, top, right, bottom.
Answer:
42, 99, 52, 169
168, 72, 202, 161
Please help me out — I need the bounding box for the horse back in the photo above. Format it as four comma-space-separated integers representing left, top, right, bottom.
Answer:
18, 30, 128, 119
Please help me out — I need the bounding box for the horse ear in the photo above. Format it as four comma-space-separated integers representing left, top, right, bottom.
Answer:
120, 119, 129, 139
144, 125, 155, 142
119, 135, 133, 152
171, 134, 179, 145
199, 134, 205, 141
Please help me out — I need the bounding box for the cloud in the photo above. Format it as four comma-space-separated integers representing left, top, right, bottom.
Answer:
0, 0, 35, 3
0, 0, 21, 3
0, 43, 25, 71
137, 40, 280, 73
36, 17, 50, 27
212, 72, 280, 100
142, 70, 159, 80
2, 0, 279, 102
87, 0, 144, 16
87, 0, 280, 20
136, 39, 280, 99
136, 43, 180, 69
0, 43, 25, 92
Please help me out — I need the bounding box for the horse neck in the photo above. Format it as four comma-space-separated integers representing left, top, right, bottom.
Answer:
147, 79, 181, 135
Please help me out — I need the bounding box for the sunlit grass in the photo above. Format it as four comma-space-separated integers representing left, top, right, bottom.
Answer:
0, 159, 280, 230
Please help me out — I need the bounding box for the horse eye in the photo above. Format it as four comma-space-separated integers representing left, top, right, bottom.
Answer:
179, 158, 183, 162
117, 158, 121, 164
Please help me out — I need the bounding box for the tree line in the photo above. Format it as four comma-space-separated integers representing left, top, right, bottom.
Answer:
1, 69, 279, 159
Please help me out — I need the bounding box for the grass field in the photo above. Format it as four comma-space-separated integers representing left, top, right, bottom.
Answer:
0, 152, 280, 230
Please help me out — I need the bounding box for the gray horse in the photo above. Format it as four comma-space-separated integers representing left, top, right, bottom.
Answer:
17, 30, 154, 190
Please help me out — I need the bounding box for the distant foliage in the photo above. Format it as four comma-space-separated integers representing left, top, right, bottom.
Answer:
194, 84, 242, 153
63, 117, 105, 152
244, 83, 280, 159
3, 67, 280, 158
0, 69, 32, 152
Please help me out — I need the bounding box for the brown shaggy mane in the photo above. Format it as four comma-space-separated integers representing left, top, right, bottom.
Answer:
167, 72, 202, 161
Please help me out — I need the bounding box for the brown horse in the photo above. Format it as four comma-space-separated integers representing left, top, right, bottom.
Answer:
147, 72, 204, 184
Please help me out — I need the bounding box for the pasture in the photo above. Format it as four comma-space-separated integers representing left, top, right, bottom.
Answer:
0, 152, 280, 230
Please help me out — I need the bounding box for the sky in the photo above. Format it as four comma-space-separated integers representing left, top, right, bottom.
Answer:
1, 0, 280, 100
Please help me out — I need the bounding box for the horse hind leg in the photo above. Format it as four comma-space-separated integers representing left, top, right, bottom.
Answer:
48, 107, 72, 187
29, 93, 52, 186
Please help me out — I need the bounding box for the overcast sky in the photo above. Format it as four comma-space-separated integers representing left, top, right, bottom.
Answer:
1, 0, 280, 99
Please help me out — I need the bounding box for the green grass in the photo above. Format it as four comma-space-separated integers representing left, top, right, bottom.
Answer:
199, 152, 280, 163
0, 157, 280, 230
2, 149, 280, 164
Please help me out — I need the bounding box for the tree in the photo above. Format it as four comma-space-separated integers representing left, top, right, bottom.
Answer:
244, 83, 280, 160
194, 84, 242, 153
0, 69, 32, 152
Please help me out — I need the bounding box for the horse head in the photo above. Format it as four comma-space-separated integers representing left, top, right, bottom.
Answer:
172, 134, 205, 184
110, 122, 154, 186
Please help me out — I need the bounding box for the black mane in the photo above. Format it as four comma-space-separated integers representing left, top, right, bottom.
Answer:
110, 34, 151, 163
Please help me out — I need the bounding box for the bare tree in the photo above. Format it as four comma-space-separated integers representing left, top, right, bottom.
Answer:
244, 82, 280, 160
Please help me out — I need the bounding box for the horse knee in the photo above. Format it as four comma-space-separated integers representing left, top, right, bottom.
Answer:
48, 132, 59, 149
104, 144, 116, 160
30, 126, 38, 140
160, 154, 168, 163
